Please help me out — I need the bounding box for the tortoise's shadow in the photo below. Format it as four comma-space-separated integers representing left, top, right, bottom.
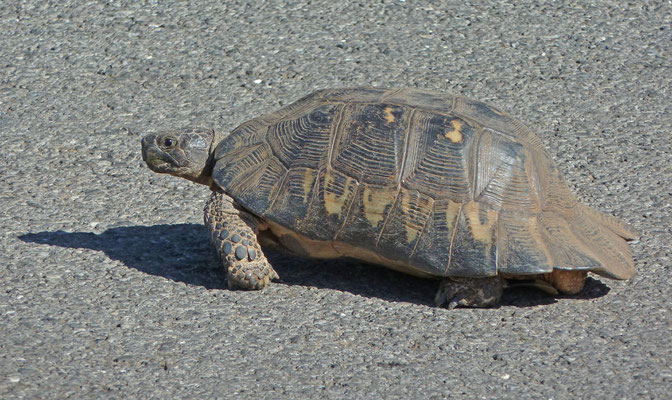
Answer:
19, 223, 610, 307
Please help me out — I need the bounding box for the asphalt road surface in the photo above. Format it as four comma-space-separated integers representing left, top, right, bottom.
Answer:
2, 1, 670, 398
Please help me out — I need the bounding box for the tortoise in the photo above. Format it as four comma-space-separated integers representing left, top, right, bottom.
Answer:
141, 87, 636, 308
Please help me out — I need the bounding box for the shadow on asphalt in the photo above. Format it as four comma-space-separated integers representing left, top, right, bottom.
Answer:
19, 223, 610, 308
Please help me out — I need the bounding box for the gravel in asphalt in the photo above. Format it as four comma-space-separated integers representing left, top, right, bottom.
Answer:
1, 1, 670, 398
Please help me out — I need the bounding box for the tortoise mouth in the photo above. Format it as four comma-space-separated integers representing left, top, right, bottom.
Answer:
142, 142, 178, 173
146, 158, 172, 173
143, 149, 194, 177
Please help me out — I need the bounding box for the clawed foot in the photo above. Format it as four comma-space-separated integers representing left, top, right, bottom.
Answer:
228, 260, 279, 290
205, 191, 279, 291
435, 276, 503, 309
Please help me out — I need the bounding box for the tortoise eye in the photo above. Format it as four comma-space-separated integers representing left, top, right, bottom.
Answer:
163, 138, 176, 147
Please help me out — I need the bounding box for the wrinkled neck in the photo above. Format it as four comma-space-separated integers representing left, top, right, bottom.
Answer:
200, 130, 228, 189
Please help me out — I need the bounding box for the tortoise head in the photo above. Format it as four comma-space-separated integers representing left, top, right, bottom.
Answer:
141, 128, 217, 186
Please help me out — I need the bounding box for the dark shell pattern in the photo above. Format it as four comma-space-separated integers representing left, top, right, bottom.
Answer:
212, 87, 635, 279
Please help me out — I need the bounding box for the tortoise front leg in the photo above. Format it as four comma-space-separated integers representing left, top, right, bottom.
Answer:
204, 191, 279, 289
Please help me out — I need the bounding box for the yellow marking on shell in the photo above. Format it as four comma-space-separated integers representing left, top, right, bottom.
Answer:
464, 201, 498, 244
464, 201, 498, 264
362, 186, 394, 226
323, 172, 343, 216
444, 119, 463, 143
445, 200, 462, 228
383, 107, 396, 123
400, 191, 426, 243
444, 200, 464, 274
323, 171, 355, 217
301, 168, 316, 203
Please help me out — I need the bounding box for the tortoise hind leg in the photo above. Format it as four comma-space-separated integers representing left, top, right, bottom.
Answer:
435, 276, 504, 308
204, 191, 279, 290
543, 269, 588, 295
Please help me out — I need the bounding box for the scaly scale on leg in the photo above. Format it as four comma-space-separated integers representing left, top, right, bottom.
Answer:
435, 276, 504, 309
204, 191, 279, 289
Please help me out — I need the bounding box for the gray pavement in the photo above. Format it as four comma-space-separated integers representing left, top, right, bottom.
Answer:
1, 1, 671, 398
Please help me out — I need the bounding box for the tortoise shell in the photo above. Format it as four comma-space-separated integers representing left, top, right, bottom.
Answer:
211, 87, 635, 280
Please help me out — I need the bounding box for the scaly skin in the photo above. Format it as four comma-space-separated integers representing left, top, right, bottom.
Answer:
204, 190, 278, 289
435, 276, 504, 309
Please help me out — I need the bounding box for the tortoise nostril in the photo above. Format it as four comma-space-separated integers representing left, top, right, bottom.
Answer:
141, 135, 158, 161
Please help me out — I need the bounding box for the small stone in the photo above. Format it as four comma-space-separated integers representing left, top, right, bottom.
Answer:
231, 234, 242, 243
215, 223, 222, 229
223, 242, 232, 255
219, 230, 229, 240
235, 246, 247, 260
242, 238, 249, 246
248, 248, 257, 260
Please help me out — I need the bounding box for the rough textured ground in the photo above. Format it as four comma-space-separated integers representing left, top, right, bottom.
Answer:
2, 1, 670, 398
